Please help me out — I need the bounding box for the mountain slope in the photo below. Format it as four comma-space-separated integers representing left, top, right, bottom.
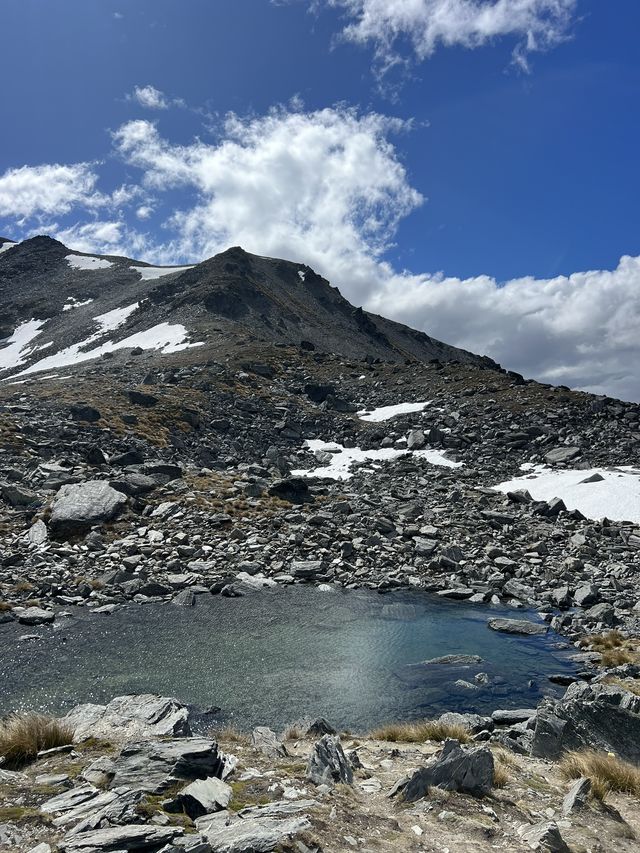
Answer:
0, 236, 497, 380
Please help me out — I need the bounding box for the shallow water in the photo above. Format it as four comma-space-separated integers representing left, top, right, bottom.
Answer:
0, 587, 576, 730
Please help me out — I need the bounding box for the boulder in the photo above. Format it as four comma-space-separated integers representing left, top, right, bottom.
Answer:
251, 727, 287, 758
306, 735, 353, 786
562, 777, 591, 814
519, 821, 570, 852
164, 776, 232, 819
267, 478, 312, 505
201, 815, 311, 852
17, 606, 55, 626
392, 740, 494, 801
50, 481, 127, 536
544, 447, 581, 464
487, 618, 548, 636
66, 694, 191, 742
61, 824, 180, 851
531, 682, 640, 762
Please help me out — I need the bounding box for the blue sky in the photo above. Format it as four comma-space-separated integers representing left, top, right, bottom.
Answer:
1, 1, 640, 400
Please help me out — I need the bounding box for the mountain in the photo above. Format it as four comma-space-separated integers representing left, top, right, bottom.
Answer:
0, 235, 497, 379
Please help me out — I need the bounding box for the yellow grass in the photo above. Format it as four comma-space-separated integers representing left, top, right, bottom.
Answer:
0, 713, 74, 769
559, 749, 640, 801
368, 719, 471, 744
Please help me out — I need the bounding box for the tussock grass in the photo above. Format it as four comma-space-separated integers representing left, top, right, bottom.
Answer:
282, 724, 305, 741
580, 631, 639, 668
212, 725, 250, 745
604, 677, 640, 697
368, 719, 471, 744
559, 749, 640, 801
0, 601, 12, 612
0, 713, 74, 769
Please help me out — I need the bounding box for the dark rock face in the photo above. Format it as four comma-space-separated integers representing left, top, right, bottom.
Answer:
531, 683, 640, 762
267, 477, 312, 504
393, 740, 494, 801
306, 735, 353, 786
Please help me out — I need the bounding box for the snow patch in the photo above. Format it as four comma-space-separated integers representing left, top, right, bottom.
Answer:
66, 254, 114, 271
0, 241, 17, 255
292, 439, 462, 481
63, 298, 94, 312
358, 401, 431, 422
298, 270, 306, 282
131, 264, 194, 281
0, 319, 46, 371
493, 465, 640, 524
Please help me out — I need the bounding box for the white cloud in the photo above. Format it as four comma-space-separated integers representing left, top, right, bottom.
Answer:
110, 106, 640, 401
325, 0, 577, 72
46, 220, 150, 258
128, 85, 184, 110
0, 163, 101, 219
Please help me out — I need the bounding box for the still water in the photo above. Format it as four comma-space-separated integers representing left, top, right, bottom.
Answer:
0, 586, 576, 730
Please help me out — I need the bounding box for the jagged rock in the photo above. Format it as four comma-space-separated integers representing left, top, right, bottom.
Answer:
487, 618, 548, 636
108, 738, 229, 793
531, 682, 640, 762
172, 589, 196, 607
251, 727, 287, 758
306, 718, 337, 737
562, 776, 591, 814
519, 821, 571, 852
392, 740, 494, 801
164, 776, 232, 819
61, 823, 180, 851
66, 694, 191, 742
544, 447, 581, 464
0, 482, 39, 506
306, 734, 353, 786
50, 481, 127, 536
201, 815, 312, 852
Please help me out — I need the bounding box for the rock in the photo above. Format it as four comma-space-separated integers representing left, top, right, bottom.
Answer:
171, 589, 196, 607
544, 447, 581, 464
267, 478, 312, 504
1, 482, 39, 506
27, 519, 48, 545
532, 682, 640, 762
437, 712, 494, 734
61, 824, 180, 851
27, 844, 52, 853
109, 738, 230, 793
306, 718, 337, 737
520, 821, 571, 852
574, 583, 599, 607
251, 727, 287, 758
491, 709, 537, 725
407, 429, 426, 450
17, 606, 55, 626
562, 776, 591, 814
50, 481, 127, 536
69, 404, 101, 422
127, 390, 159, 407
66, 694, 191, 742
164, 776, 232, 819
201, 815, 311, 853
290, 560, 323, 579
306, 734, 353, 786
393, 740, 494, 801
487, 618, 548, 636
422, 654, 483, 666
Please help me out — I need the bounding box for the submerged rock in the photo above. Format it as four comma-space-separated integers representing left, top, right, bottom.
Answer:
488, 618, 548, 636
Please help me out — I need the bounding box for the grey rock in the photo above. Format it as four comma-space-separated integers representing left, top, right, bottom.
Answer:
437, 712, 494, 734
393, 739, 494, 801
202, 815, 311, 853
61, 824, 180, 851
487, 618, 548, 636
109, 738, 229, 793
165, 776, 232, 819
491, 709, 537, 725
50, 481, 127, 536
544, 447, 581, 464
520, 821, 570, 852
251, 727, 287, 758
562, 776, 591, 814
306, 734, 353, 786
27, 519, 48, 545
66, 694, 191, 742
17, 606, 55, 626
172, 589, 196, 607
423, 654, 483, 666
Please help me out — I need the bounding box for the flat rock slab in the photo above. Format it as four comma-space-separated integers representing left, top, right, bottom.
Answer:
66, 694, 191, 742
17, 606, 55, 625
109, 738, 228, 794
202, 815, 312, 853
488, 618, 548, 636
61, 823, 180, 851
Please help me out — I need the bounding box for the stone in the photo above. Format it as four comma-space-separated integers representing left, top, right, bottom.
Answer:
532, 682, 640, 762
267, 478, 312, 504
407, 429, 426, 450
50, 481, 127, 536
1, 482, 39, 506
574, 583, 599, 607
544, 447, 581, 464
27, 519, 48, 545
306, 735, 353, 786
437, 712, 494, 734
491, 709, 537, 725
393, 740, 494, 801
61, 824, 180, 851
164, 776, 232, 819
66, 694, 191, 742
171, 589, 196, 607
69, 404, 101, 422
251, 727, 287, 758
108, 738, 229, 793
201, 815, 311, 853
487, 618, 548, 636
562, 776, 591, 814
306, 718, 337, 737
17, 606, 55, 626
520, 821, 570, 852
422, 654, 483, 666
127, 389, 159, 407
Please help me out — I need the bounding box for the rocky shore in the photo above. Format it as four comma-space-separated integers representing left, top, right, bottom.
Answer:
1, 690, 640, 852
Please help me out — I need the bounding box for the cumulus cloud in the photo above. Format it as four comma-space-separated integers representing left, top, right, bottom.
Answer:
0, 162, 102, 219
47, 220, 151, 257
325, 0, 577, 72
109, 106, 640, 401
128, 85, 184, 110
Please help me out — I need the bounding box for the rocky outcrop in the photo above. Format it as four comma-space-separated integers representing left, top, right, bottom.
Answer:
66, 695, 191, 742
391, 740, 495, 801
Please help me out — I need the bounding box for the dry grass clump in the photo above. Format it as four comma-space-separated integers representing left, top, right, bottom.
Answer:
603, 676, 640, 697
368, 719, 471, 744
0, 601, 12, 612
211, 725, 250, 745
579, 631, 639, 668
0, 713, 74, 769
559, 749, 640, 801
282, 724, 305, 741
